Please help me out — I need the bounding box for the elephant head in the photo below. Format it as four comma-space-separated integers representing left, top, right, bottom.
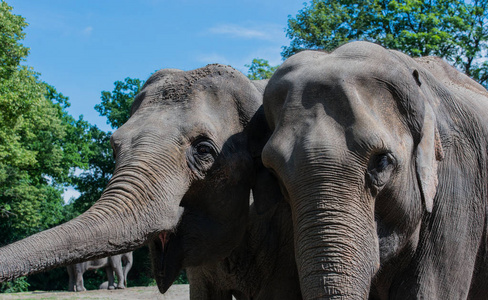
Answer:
261, 42, 455, 298
0, 64, 271, 293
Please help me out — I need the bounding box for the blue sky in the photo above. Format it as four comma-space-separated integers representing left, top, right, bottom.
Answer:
8, 0, 305, 132
7, 0, 306, 201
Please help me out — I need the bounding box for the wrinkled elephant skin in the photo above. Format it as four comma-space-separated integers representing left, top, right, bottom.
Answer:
262, 41, 488, 299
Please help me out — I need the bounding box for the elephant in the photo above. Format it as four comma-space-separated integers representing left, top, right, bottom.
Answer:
261, 41, 488, 299
187, 195, 300, 299
0, 64, 300, 298
67, 251, 133, 292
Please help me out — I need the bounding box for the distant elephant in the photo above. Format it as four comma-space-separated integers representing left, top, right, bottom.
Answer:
0, 64, 300, 298
67, 251, 133, 292
262, 41, 488, 299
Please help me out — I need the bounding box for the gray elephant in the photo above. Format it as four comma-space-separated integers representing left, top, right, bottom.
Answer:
262, 41, 488, 299
187, 196, 300, 300
0, 64, 299, 298
67, 251, 133, 291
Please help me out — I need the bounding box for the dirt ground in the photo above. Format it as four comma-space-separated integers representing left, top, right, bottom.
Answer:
0, 284, 189, 300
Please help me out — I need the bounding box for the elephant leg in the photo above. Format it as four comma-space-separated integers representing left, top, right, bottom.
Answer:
105, 266, 116, 290
109, 255, 126, 289
113, 265, 125, 289
67, 266, 75, 292
122, 253, 133, 287
74, 265, 86, 292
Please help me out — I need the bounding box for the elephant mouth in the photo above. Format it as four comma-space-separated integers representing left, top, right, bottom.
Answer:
150, 231, 184, 293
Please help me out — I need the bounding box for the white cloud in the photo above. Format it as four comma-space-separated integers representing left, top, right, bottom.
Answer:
196, 21, 288, 75
207, 22, 286, 42
82, 26, 93, 37
209, 24, 269, 39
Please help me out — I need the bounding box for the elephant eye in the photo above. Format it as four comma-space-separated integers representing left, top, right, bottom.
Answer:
372, 153, 394, 171
187, 138, 218, 178
194, 141, 216, 157
367, 152, 396, 194
196, 144, 212, 155
376, 154, 392, 172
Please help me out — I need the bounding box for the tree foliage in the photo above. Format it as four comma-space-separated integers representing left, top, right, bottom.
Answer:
283, 0, 488, 87
69, 126, 114, 213
0, 1, 96, 292
95, 78, 143, 129
0, 1, 28, 80
0, 2, 92, 246
0, 74, 91, 244
245, 58, 279, 80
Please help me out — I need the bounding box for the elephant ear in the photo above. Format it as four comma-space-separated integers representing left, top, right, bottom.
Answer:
247, 104, 280, 214
252, 165, 281, 214
415, 99, 444, 213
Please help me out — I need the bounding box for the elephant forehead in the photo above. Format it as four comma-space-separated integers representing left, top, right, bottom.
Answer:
280, 47, 413, 95
134, 64, 242, 111
273, 51, 415, 130
114, 102, 239, 151
269, 69, 411, 159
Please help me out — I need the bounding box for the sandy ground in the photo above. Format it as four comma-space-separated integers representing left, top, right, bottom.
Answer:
0, 284, 189, 300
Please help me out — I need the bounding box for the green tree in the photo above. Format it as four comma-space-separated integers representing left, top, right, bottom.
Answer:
0, 80, 91, 244
70, 125, 114, 213
245, 58, 279, 80
0, 1, 90, 244
0, 1, 96, 292
0, 1, 28, 80
452, 0, 488, 85
95, 78, 143, 129
283, 0, 488, 87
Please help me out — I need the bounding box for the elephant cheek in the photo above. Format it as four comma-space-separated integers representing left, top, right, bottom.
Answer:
374, 173, 424, 265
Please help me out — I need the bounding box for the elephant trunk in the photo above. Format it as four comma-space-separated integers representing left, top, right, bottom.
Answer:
0, 156, 185, 282
0, 211, 133, 281
292, 177, 378, 299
